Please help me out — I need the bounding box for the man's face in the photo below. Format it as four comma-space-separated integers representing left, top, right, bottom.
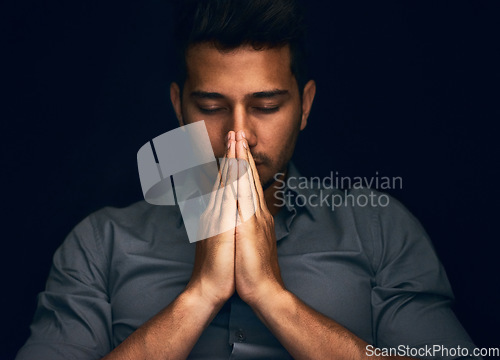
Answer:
171, 43, 314, 188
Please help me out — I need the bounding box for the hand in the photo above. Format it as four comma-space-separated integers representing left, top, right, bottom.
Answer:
233, 130, 285, 307
185, 131, 238, 308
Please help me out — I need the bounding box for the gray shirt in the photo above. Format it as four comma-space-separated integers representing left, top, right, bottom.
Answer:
16, 164, 478, 359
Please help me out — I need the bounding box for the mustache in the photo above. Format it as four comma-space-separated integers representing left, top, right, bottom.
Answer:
250, 152, 270, 164
215, 151, 270, 165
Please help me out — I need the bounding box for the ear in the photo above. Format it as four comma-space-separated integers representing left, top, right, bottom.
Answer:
300, 80, 316, 131
170, 82, 184, 126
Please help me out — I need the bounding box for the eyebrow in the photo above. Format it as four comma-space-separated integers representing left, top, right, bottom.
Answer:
249, 89, 289, 99
190, 89, 289, 100
190, 91, 225, 99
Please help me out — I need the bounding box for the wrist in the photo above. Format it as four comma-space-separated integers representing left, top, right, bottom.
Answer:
184, 280, 231, 312
245, 281, 288, 311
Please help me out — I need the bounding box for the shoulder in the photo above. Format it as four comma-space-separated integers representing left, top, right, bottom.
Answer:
340, 187, 432, 264
299, 184, 432, 267
299, 183, 419, 234
309, 185, 424, 235
62, 201, 186, 259
88, 200, 182, 236
56, 201, 191, 270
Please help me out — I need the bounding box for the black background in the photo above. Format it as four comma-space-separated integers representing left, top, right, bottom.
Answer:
2, 1, 499, 359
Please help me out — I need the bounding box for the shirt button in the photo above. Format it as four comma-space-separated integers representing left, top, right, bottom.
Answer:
235, 329, 246, 342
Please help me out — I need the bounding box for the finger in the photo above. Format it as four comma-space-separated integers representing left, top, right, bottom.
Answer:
243, 135, 267, 212
218, 132, 234, 187
235, 131, 261, 213
236, 138, 256, 222
227, 132, 237, 202
218, 139, 238, 234
206, 132, 233, 212
200, 138, 235, 239
199, 134, 233, 239
235, 131, 259, 214
220, 157, 238, 231
213, 136, 234, 210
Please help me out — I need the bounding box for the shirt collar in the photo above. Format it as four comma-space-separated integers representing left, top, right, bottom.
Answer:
281, 162, 315, 218
273, 162, 315, 242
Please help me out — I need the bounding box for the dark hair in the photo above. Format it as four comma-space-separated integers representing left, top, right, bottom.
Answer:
172, 0, 308, 95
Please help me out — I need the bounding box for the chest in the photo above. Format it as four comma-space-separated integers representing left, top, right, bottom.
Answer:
279, 250, 374, 341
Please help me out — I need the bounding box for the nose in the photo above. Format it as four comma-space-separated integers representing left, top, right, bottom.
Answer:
229, 104, 257, 148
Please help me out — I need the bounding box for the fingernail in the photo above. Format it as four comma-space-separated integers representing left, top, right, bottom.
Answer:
241, 131, 246, 139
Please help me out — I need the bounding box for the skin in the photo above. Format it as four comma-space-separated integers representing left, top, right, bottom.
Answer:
171, 43, 316, 215
102, 43, 415, 360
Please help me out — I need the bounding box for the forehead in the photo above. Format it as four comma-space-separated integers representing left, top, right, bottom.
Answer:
184, 43, 297, 95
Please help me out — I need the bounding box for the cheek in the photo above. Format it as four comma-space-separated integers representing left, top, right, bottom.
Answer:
267, 114, 300, 147
204, 122, 227, 158
181, 105, 226, 157
271, 116, 301, 162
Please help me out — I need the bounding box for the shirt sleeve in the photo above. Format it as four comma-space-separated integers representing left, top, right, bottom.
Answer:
370, 196, 481, 360
16, 214, 112, 360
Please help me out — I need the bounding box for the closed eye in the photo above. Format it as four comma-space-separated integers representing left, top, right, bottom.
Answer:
198, 107, 224, 114
254, 107, 279, 114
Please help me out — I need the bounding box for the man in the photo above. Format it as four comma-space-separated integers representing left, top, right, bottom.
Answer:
17, 0, 479, 359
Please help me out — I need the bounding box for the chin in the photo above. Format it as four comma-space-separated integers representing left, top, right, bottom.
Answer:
259, 167, 278, 191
